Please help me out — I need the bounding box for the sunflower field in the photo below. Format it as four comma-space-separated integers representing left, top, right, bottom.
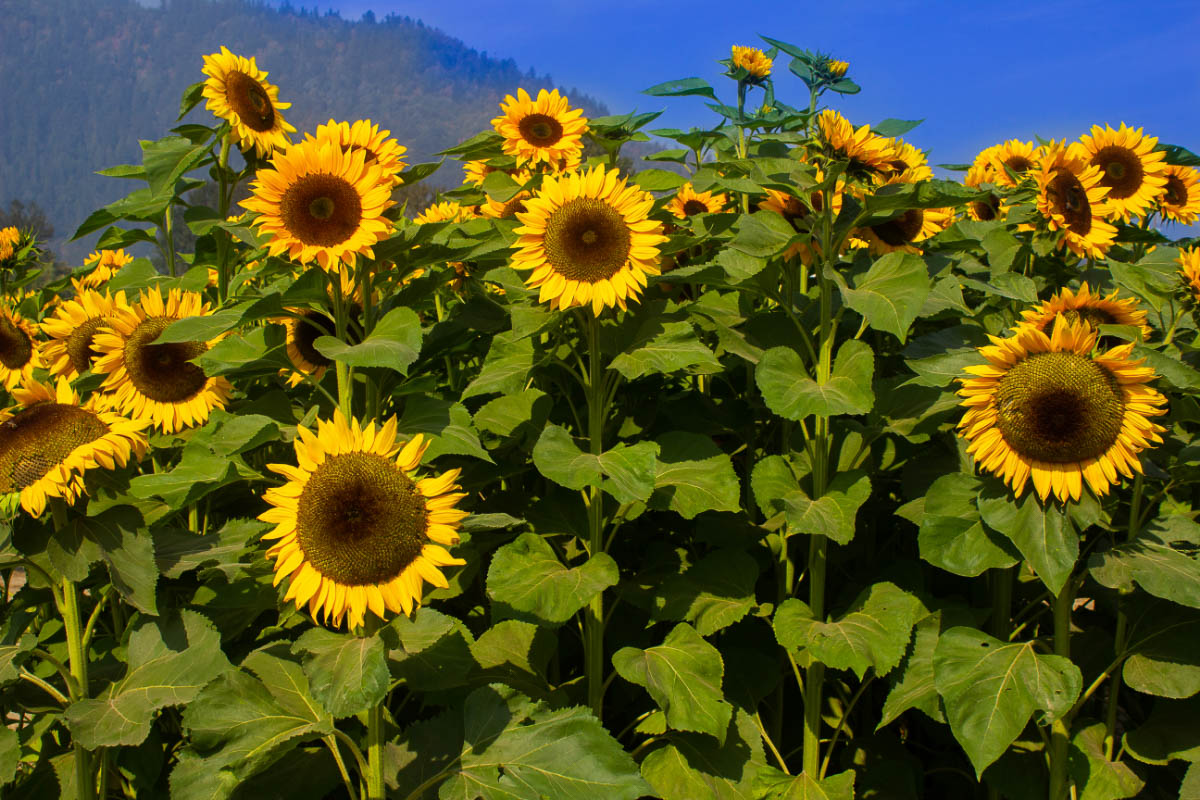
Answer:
1, 35, 1200, 800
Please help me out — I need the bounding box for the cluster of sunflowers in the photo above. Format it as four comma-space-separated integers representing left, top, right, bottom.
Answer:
4, 36, 1200, 800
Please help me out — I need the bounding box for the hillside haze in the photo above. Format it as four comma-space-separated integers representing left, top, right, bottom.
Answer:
0, 0, 610, 264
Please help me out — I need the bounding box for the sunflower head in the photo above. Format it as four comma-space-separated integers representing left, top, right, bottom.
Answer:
1158, 164, 1200, 225
826, 58, 849, 77
241, 136, 395, 272
201, 46, 296, 158
491, 88, 589, 169
985, 140, 1039, 188
1020, 283, 1151, 343
668, 183, 729, 219
815, 110, 894, 177
260, 411, 468, 629
1071, 123, 1167, 221
958, 317, 1166, 502
414, 201, 478, 225
1179, 247, 1200, 303
0, 308, 42, 391
309, 119, 408, 188
76, 249, 134, 291
511, 165, 668, 316
0, 228, 18, 262
1034, 141, 1117, 260
730, 46, 773, 79
41, 289, 131, 380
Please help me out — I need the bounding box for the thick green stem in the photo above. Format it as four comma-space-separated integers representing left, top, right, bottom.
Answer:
366, 703, 385, 799
735, 82, 750, 214
162, 203, 177, 278
584, 312, 606, 720
216, 134, 233, 302
324, 734, 360, 800
331, 274, 352, 417
802, 535, 827, 777
1048, 577, 1076, 800
53, 502, 95, 800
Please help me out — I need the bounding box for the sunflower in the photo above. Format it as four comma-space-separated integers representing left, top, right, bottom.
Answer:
730, 46, 773, 79
91, 289, 232, 434
241, 136, 395, 272
201, 46, 296, 158
958, 317, 1166, 502
882, 139, 933, 182
308, 119, 408, 188
41, 289, 131, 380
1020, 283, 1151, 342
492, 88, 589, 169
75, 249, 134, 291
1179, 247, 1200, 302
281, 272, 362, 386
815, 110, 894, 176
511, 165, 667, 315
987, 140, 1039, 187
414, 201, 477, 224
857, 176, 952, 255
964, 164, 1005, 222
259, 411, 467, 629
0, 307, 42, 391
667, 183, 729, 218
0, 378, 148, 517
0, 227, 18, 262
827, 58, 849, 77
1071, 124, 1167, 222
1157, 164, 1200, 225
463, 160, 509, 188
1034, 142, 1116, 260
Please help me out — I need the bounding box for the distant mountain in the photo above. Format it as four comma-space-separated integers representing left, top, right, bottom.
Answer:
0, 0, 612, 264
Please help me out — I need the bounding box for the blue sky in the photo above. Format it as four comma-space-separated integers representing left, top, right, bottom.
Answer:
302, 0, 1200, 174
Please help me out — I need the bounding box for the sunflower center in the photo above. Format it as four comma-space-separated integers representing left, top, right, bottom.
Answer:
65, 316, 114, 374
296, 452, 428, 585
0, 403, 108, 493
519, 114, 564, 147
1005, 155, 1033, 174
225, 70, 275, 132
1164, 175, 1187, 206
682, 199, 709, 216
123, 317, 209, 403
0, 317, 32, 371
1048, 171, 1093, 234
872, 209, 924, 246
1091, 146, 1143, 199
994, 351, 1125, 463
280, 174, 364, 247
542, 197, 632, 282
1059, 308, 1116, 329
971, 194, 1001, 221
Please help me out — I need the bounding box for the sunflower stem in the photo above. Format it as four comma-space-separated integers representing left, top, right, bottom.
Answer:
162, 202, 177, 279
323, 734, 360, 800
216, 134, 233, 302
583, 311, 607, 721
52, 501, 95, 800
735, 82, 750, 215
331, 271, 353, 417
1048, 573, 1076, 800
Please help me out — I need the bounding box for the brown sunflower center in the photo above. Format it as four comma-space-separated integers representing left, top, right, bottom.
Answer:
1092, 146, 1144, 199
280, 174, 364, 247
682, 199, 710, 216
499, 196, 528, 219
971, 194, 1001, 221
0, 317, 32, 371
1004, 155, 1033, 174
0, 403, 108, 493
518, 113, 564, 147
542, 197, 632, 282
123, 317, 209, 403
292, 311, 335, 369
1058, 307, 1116, 329
224, 70, 276, 132
1164, 175, 1188, 206
65, 316, 114, 374
872, 209, 925, 246
295, 451, 427, 585
1047, 170, 1093, 234
994, 351, 1125, 463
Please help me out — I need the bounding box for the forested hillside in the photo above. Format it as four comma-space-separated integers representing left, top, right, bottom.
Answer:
0, 0, 610, 264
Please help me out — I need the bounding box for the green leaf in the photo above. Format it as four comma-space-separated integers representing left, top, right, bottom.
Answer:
1089, 520, 1200, 609
872, 118, 924, 138
66, 610, 232, 748
64, 507, 159, 614
838, 252, 931, 343
978, 489, 1078, 595
292, 628, 389, 718
474, 388, 551, 438
183, 411, 280, 458
918, 473, 1019, 577
613, 623, 733, 742
157, 309, 245, 344
639, 709, 764, 800
171, 645, 333, 800
469, 619, 553, 680
729, 213, 794, 258
599, 442, 660, 504
861, 180, 979, 220
652, 549, 758, 636
141, 134, 211, 199
1123, 695, 1200, 764
774, 582, 923, 679
0, 634, 36, 686
397, 396, 490, 463
532, 426, 659, 504
155, 518, 265, 580
314, 306, 421, 372
635, 169, 687, 191
933, 627, 1082, 776
128, 451, 238, 511
437, 685, 648, 800
609, 321, 721, 379
757, 340, 874, 420
1069, 722, 1144, 800
880, 612, 946, 726
778, 471, 870, 545
461, 331, 533, 400
384, 608, 477, 692
195, 327, 276, 374
532, 425, 601, 489
487, 533, 618, 627
0, 726, 16, 787
754, 767, 856, 799
650, 432, 741, 519
643, 78, 718, 101
1123, 600, 1200, 699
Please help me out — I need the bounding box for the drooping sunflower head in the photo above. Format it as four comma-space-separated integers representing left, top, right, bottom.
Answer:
491, 88, 589, 169
730, 45, 773, 79
414, 201, 478, 225
1179, 247, 1200, 303
1034, 141, 1117, 260
815, 110, 894, 177
1020, 283, 1152, 343
309, 119, 408, 188
0, 227, 18, 262
241, 136, 395, 272
75, 249, 134, 291
90, 288, 233, 434
511, 165, 668, 316
0, 307, 42, 391
0, 378, 148, 517
41, 289, 131, 380
668, 182, 729, 219
958, 317, 1167, 503
1071, 123, 1168, 222
987, 140, 1039, 188
260, 411, 468, 629
1158, 164, 1200, 225
201, 46, 296, 158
